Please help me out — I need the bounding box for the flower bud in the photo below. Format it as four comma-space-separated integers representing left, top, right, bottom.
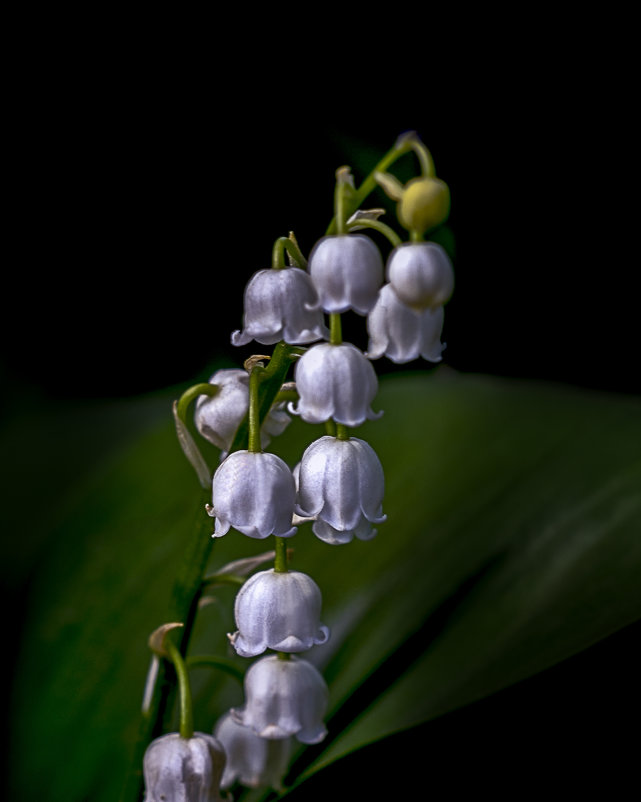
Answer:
143, 731, 226, 802
386, 242, 454, 310
210, 450, 297, 539
289, 342, 381, 426
366, 283, 445, 363
232, 267, 328, 347
214, 711, 292, 791
308, 233, 384, 314
397, 176, 450, 234
229, 569, 330, 657
295, 435, 386, 544
232, 654, 329, 743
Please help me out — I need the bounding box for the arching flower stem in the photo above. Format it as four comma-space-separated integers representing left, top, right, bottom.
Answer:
326, 132, 420, 235
346, 217, 403, 249
164, 637, 194, 740
272, 233, 308, 269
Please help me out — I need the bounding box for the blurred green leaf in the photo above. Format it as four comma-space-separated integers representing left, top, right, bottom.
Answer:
5, 369, 641, 801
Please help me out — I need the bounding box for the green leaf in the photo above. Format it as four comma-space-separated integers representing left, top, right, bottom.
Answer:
5, 369, 640, 801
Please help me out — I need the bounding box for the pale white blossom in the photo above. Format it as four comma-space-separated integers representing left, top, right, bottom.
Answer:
209, 451, 297, 539
295, 436, 386, 544
214, 711, 292, 791
143, 732, 226, 802
194, 369, 291, 455
366, 283, 445, 363
231, 267, 328, 346
308, 233, 384, 314
289, 342, 381, 426
229, 569, 330, 657
386, 241, 454, 310
232, 655, 328, 744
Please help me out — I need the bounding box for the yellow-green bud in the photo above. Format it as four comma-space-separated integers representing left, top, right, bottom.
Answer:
397, 176, 450, 235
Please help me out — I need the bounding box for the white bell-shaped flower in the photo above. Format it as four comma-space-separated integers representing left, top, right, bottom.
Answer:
308, 233, 384, 314
231, 267, 329, 346
229, 569, 330, 657
289, 342, 381, 426
295, 435, 386, 545
210, 450, 297, 539
232, 655, 328, 744
214, 711, 292, 791
366, 283, 446, 363
194, 369, 291, 455
143, 731, 226, 802
386, 241, 454, 310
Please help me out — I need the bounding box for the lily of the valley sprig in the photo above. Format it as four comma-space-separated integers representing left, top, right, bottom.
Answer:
131, 131, 454, 801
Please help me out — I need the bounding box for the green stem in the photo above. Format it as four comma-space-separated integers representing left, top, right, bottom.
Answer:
347, 217, 402, 249
329, 313, 342, 346
335, 423, 350, 441
176, 382, 220, 424
229, 342, 302, 454
248, 366, 265, 453
274, 536, 288, 573
165, 639, 194, 740
326, 134, 416, 235
272, 235, 307, 269
334, 169, 350, 236
410, 229, 425, 242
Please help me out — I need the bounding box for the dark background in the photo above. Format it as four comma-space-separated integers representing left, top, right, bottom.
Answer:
2, 34, 639, 799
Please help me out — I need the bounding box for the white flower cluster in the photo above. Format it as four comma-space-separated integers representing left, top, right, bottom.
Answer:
142, 135, 454, 799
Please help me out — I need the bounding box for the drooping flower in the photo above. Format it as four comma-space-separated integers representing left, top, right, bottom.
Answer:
232, 654, 329, 744
143, 731, 226, 802
386, 241, 454, 310
295, 436, 386, 545
366, 283, 446, 363
229, 569, 330, 657
194, 369, 291, 455
231, 267, 328, 346
209, 450, 297, 539
307, 233, 384, 314
289, 342, 381, 426
214, 711, 292, 791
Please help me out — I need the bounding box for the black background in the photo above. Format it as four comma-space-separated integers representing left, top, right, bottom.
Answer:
2, 29, 639, 800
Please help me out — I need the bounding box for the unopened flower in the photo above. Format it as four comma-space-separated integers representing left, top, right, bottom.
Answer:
209, 450, 297, 539
214, 711, 292, 791
232, 654, 328, 744
366, 283, 445, 363
229, 569, 330, 657
308, 233, 384, 314
231, 267, 328, 346
295, 436, 386, 544
386, 241, 454, 310
289, 342, 381, 426
143, 731, 226, 802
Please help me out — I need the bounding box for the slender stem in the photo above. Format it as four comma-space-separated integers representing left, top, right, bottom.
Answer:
248, 366, 264, 453
347, 217, 402, 249
335, 423, 350, 441
176, 382, 220, 425
277, 651, 291, 661
410, 229, 425, 242
326, 134, 416, 235
165, 639, 194, 740
274, 536, 288, 573
272, 235, 307, 269
324, 419, 337, 437
329, 313, 342, 346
